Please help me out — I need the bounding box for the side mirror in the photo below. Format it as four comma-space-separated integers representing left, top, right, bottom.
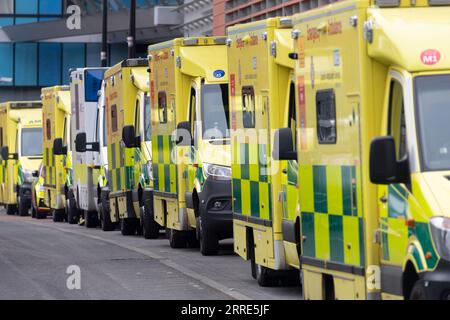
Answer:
122, 125, 140, 148
75, 132, 87, 153
1, 146, 18, 161
1, 146, 9, 161
175, 121, 192, 146
53, 138, 67, 155
272, 128, 297, 161
76, 132, 100, 153
370, 136, 408, 184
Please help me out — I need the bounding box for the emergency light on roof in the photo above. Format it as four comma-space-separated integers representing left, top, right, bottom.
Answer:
428, 0, 450, 5
183, 38, 199, 46
375, 0, 400, 7
121, 58, 147, 68
279, 18, 292, 27
214, 37, 227, 45
10, 102, 41, 109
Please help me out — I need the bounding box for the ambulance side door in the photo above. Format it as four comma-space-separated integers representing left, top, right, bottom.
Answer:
281, 81, 299, 243
378, 72, 410, 296
185, 82, 199, 194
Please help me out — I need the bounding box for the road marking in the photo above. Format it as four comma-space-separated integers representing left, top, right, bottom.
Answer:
23, 219, 251, 300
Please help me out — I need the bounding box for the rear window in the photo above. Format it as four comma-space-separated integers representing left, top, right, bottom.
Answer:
84, 69, 105, 102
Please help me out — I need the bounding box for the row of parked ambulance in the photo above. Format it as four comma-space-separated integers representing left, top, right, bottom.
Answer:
2, 0, 450, 300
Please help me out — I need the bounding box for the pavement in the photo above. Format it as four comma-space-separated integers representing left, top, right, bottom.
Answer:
0, 212, 302, 300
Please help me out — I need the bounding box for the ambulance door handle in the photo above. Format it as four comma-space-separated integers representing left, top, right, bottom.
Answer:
282, 168, 287, 174
380, 195, 387, 204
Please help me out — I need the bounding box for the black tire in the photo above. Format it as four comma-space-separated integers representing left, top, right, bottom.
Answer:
120, 218, 137, 236
52, 208, 65, 222
167, 228, 187, 248
410, 281, 429, 300
36, 212, 47, 219
197, 215, 219, 256
17, 191, 29, 216
85, 211, 99, 228
31, 205, 36, 218
142, 199, 159, 239
6, 204, 17, 215
256, 264, 276, 287
250, 258, 257, 280
100, 191, 115, 231
66, 198, 79, 225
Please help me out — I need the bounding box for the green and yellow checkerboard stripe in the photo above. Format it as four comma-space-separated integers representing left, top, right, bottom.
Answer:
43, 147, 56, 187
152, 135, 177, 194
108, 142, 139, 193
232, 142, 272, 221
300, 165, 365, 268
380, 184, 438, 271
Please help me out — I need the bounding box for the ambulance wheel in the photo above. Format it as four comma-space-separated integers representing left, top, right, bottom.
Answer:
256, 264, 276, 287
120, 218, 136, 236
85, 211, 99, 228
6, 204, 17, 215
136, 220, 143, 236
36, 211, 47, 219
66, 198, 79, 225
100, 191, 115, 231
167, 228, 186, 248
31, 206, 36, 218
197, 215, 219, 256
250, 258, 257, 279
52, 209, 65, 222
410, 281, 429, 300
17, 193, 29, 216
142, 201, 159, 239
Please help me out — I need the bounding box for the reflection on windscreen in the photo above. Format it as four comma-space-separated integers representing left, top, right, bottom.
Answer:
415, 75, 450, 171
21, 128, 43, 157
144, 95, 151, 141
201, 84, 229, 139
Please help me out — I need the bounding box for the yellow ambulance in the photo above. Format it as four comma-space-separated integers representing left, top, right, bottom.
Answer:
0, 101, 43, 216
148, 37, 233, 255
104, 58, 153, 236
42, 86, 72, 222
227, 18, 300, 285
276, 0, 450, 300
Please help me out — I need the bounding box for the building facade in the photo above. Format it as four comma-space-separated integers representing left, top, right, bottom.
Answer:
213, 0, 335, 36
0, 0, 181, 102
174, 0, 213, 37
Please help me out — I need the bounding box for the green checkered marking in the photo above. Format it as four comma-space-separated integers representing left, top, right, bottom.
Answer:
232, 142, 272, 221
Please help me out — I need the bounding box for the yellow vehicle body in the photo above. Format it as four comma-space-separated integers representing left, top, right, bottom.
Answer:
0, 101, 43, 215
289, 0, 450, 299
227, 17, 300, 284
104, 59, 151, 235
148, 37, 233, 252
42, 86, 72, 220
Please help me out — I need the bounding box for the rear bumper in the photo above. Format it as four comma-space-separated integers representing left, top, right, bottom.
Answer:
198, 178, 233, 240
418, 260, 450, 300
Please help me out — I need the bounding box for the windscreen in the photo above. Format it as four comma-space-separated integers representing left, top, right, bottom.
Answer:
201, 84, 229, 139
85, 69, 105, 102
21, 128, 43, 157
414, 74, 450, 171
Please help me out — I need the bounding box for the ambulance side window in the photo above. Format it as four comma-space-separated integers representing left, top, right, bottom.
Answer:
316, 89, 336, 144
388, 80, 407, 160
158, 91, 167, 124
242, 86, 255, 128
111, 104, 118, 132
46, 119, 51, 140
135, 99, 140, 136
288, 82, 297, 151
189, 87, 196, 141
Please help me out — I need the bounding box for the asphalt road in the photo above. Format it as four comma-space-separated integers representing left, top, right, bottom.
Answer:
0, 212, 301, 300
